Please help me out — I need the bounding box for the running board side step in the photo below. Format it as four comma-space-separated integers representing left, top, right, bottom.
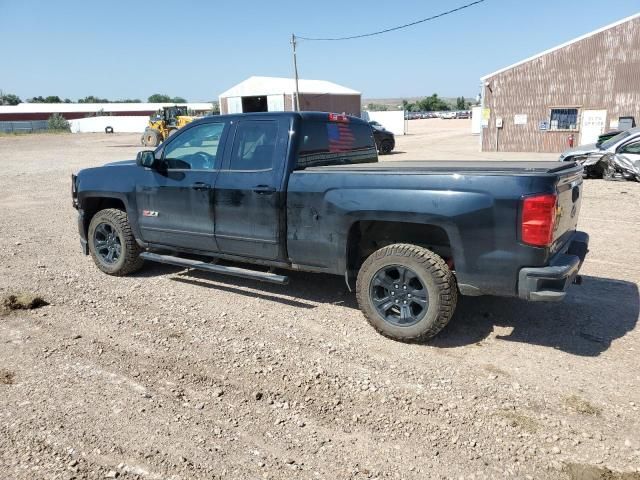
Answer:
139, 252, 289, 285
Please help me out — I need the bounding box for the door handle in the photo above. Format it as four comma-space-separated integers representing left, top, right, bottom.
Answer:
191, 182, 211, 191
253, 185, 276, 195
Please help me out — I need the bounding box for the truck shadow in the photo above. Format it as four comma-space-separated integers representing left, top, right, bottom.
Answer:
138, 264, 637, 357
142, 264, 358, 310
431, 275, 639, 357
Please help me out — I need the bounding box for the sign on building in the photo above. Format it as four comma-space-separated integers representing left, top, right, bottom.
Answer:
514, 114, 527, 125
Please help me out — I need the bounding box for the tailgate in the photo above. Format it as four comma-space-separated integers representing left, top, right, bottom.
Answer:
551, 169, 583, 254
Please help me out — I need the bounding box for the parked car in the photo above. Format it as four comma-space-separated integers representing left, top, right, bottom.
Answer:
72, 111, 588, 343
602, 140, 640, 182
441, 112, 457, 119
369, 122, 395, 155
456, 111, 470, 119
559, 127, 640, 178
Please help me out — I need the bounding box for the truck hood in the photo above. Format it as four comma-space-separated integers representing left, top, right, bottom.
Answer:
103, 160, 137, 167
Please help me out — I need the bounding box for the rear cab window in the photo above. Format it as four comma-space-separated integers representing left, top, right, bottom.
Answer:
296, 116, 378, 169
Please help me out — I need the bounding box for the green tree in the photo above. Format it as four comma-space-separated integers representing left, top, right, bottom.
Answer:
417, 94, 449, 112
148, 94, 171, 102
47, 113, 70, 131
456, 96, 468, 110
0, 92, 21, 105
78, 95, 110, 103
148, 94, 188, 103
29, 95, 63, 103
366, 103, 389, 112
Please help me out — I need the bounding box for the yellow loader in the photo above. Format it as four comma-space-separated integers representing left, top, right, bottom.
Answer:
141, 106, 196, 147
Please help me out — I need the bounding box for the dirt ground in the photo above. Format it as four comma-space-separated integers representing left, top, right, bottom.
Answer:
1, 125, 639, 480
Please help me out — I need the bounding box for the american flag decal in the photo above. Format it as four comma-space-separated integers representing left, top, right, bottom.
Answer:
327, 123, 355, 153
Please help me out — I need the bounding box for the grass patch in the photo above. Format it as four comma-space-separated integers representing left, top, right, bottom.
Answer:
565, 395, 602, 416
1, 294, 49, 314
564, 463, 640, 480
495, 411, 538, 433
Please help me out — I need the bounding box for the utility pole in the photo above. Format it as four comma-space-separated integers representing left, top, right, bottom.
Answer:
291, 34, 301, 112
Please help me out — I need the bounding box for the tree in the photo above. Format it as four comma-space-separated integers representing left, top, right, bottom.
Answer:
416, 94, 449, 112
47, 113, 70, 131
0, 92, 21, 105
29, 95, 63, 103
78, 95, 110, 103
148, 94, 188, 103
366, 103, 389, 112
148, 94, 171, 103
456, 96, 468, 110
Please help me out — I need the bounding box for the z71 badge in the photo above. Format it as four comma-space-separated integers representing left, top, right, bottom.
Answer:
142, 210, 159, 217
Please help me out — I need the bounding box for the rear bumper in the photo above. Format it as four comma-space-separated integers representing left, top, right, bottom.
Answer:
518, 231, 589, 302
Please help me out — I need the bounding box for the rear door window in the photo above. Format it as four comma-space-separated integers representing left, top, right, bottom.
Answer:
228, 120, 278, 171
297, 120, 377, 169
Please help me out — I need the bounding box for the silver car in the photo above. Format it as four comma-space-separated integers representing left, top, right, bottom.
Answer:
559, 127, 640, 178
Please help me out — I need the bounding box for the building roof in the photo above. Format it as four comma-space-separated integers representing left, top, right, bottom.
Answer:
0, 102, 214, 114
481, 12, 640, 80
218, 76, 360, 98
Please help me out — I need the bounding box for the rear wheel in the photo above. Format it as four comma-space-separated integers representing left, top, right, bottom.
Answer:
142, 129, 161, 147
88, 209, 144, 276
379, 140, 393, 155
356, 244, 457, 342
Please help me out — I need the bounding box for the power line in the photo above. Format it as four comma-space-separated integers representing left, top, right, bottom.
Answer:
296, 0, 487, 41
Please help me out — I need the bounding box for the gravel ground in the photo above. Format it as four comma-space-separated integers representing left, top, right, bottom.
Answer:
1, 131, 639, 480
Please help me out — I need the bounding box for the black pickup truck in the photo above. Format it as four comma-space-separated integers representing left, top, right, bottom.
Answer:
72, 112, 589, 342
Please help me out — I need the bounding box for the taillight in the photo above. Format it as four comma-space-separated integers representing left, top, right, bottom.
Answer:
521, 193, 557, 247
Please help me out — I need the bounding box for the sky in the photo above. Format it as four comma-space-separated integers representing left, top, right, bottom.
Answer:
1, 0, 639, 102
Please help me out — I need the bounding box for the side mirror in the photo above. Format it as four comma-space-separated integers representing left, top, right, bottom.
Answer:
136, 150, 157, 168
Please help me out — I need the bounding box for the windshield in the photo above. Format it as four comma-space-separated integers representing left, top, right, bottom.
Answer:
600, 130, 631, 149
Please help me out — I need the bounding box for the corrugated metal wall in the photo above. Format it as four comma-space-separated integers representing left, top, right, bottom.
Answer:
0, 120, 49, 133
482, 16, 640, 153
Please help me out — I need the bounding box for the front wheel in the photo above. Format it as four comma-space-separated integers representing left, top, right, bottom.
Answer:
88, 209, 144, 276
356, 244, 457, 342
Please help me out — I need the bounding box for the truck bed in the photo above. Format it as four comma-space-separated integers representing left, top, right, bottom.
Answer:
305, 160, 579, 175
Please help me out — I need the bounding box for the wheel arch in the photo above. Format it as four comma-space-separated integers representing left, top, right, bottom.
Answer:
345, 220, 456, 276
80, 195, 128, 240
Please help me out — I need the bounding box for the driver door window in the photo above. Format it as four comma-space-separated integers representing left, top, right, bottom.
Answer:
619, 141, 640, 155
163, 122, 226, 170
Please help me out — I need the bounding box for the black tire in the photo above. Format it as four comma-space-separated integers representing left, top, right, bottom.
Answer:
356, 243, 457, 342
142, 129, 161, 147
105, 126, 114, 134
379, 140, 393, 155
88, 208, 144, 276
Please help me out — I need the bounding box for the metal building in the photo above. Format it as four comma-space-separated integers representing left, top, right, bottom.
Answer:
480, 13, 640, 152
218, 76, 361, 116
